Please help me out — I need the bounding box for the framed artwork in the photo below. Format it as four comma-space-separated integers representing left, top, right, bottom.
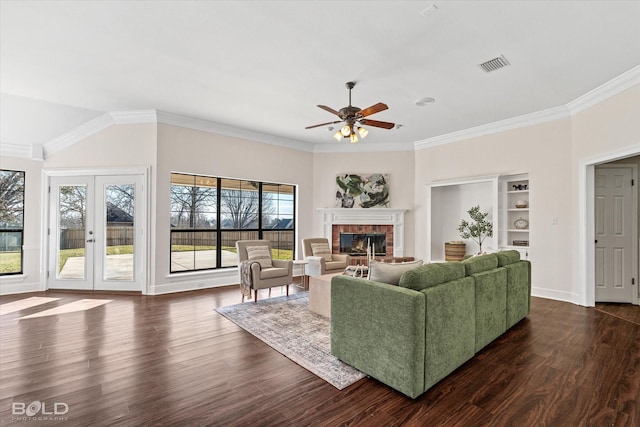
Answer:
336, 173, 389, 208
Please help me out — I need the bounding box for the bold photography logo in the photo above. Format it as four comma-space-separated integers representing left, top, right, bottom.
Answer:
12, 400, 69, 419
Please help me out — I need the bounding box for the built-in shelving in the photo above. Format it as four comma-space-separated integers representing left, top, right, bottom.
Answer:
499, 174, 529, 259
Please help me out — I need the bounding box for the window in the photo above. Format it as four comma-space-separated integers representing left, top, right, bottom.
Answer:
0, 170, 25, 275
170, 173, 295, 273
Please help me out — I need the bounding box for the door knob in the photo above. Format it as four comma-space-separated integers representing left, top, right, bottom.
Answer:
86, 239, 95, 243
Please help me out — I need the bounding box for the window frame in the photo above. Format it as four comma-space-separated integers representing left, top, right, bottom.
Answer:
0, 169, 25, 276
170, 173, 295, 274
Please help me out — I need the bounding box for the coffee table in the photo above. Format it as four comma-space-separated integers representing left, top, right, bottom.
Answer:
308, 273, 342, 318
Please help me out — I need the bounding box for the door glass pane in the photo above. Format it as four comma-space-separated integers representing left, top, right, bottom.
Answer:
104, 184, 135, 281
58, 185, 86, 279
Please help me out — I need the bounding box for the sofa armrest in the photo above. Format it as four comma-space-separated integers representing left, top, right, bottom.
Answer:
272, 259, 293, 273
331, 275, 426, 398
331, 253, 350, 263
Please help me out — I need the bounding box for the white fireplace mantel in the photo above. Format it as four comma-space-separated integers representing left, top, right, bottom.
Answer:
317, 208, 407, 258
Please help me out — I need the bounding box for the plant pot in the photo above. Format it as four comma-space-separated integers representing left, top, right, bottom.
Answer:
444, 242, 466, 261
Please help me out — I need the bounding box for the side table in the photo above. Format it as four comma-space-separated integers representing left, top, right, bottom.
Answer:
292, 259, 309, 290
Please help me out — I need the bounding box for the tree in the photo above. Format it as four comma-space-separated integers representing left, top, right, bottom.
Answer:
0, 170, 24, 228
458, 205, 493, 254
170, 184, 217, 229
59, 186, 87, 228
220, 182, 275, 229
106, 184, 134, 218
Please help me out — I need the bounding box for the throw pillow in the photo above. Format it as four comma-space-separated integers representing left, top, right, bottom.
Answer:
246, 246, 273, 268
368, 259, 424, 286
310, 242, 333, 261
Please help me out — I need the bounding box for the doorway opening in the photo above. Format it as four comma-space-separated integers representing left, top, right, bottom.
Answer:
581, 149, 639, 306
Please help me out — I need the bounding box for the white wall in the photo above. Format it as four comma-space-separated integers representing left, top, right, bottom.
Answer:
414, 118, 574, 301
154, 123, 314, 294
570, 85, 640, 304
3, 84, 638, 303
0, 157, 43, 294
44, 123, 157, 168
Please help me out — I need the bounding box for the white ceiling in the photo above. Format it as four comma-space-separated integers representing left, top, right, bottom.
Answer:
1, 1, 639, 151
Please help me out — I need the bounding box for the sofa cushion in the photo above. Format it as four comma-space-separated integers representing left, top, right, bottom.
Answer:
260, 267, 289, 279
368, 260, 424, 285
398, 262, 465, 291
474, 268, 507, 352
246, 245, 272, 268
462, 253, 498, 276
496, 250, 521, 267
311, 242, 333, 261
504, 261, 531, 328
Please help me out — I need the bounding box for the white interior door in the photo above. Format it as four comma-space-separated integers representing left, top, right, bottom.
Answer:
48, 174, 145, 291
594, 166, 636, 303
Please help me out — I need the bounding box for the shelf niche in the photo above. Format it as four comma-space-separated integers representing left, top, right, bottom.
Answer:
426, 175, 499, 262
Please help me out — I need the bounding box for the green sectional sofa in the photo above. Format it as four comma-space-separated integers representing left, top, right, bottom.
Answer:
330, 251, 531, 399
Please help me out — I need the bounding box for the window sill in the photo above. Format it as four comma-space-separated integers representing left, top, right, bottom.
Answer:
0, 274, 28, 285
165, 268, 237, 281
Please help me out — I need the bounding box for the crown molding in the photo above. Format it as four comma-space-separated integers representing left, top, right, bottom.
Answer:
567, 65, 640, 115
11, 66, 636, 159
0, 143, 34, 159
415, 66, 640, 150
43, 113, 115, 157
43, 110, 158, 157
111, 110, 158, 124
415, 105, 571, 150
156, 111, 313, 153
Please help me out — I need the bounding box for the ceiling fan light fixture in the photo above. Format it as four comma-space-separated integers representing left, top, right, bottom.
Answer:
306, 82, 395, 141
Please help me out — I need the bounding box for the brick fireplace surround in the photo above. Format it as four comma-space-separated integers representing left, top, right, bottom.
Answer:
318, 208, 411, 265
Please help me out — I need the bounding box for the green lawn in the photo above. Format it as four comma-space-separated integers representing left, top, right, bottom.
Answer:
1, 245, 293, 274
0, 252, 21, 273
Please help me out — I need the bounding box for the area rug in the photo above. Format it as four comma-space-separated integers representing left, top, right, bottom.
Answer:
215, 292, 365, 389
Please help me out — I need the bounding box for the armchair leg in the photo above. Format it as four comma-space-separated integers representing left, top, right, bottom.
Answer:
286, 284, 289, 296
254, 289, 258, 303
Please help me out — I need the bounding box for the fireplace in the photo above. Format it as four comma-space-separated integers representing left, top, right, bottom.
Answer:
340, 233, 386, 256
317, 208, 407, 262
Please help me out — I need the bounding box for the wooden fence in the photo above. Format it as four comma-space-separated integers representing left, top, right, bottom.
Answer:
61, 227, 294, 250
170, 230, 294, 250
60, 226, 134, 249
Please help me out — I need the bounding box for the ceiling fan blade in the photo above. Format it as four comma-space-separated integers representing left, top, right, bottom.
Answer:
361, 119, 395, 129
358, 102, 388, 118
305, 120, 343, 129
317, 105, 344, 118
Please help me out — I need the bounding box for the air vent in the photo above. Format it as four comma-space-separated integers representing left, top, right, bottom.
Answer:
478, 55, 510, 73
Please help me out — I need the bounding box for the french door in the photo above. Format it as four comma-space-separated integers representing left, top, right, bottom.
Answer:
48, 174, 145, 291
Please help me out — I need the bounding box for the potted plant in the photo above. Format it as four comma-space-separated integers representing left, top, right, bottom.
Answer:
457, 205, 493, 255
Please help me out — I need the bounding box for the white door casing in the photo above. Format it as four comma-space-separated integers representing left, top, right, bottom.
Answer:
47, 172, 146, 292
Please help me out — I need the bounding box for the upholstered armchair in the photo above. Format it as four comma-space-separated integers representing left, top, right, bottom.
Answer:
236, 240, 293, 302
301, 237, 350, 276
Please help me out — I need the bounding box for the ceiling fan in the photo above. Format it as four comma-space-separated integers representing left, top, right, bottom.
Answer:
305, 81, 395, 143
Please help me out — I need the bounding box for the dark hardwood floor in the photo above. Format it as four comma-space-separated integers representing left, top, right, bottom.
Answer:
1, 286, 638, 426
